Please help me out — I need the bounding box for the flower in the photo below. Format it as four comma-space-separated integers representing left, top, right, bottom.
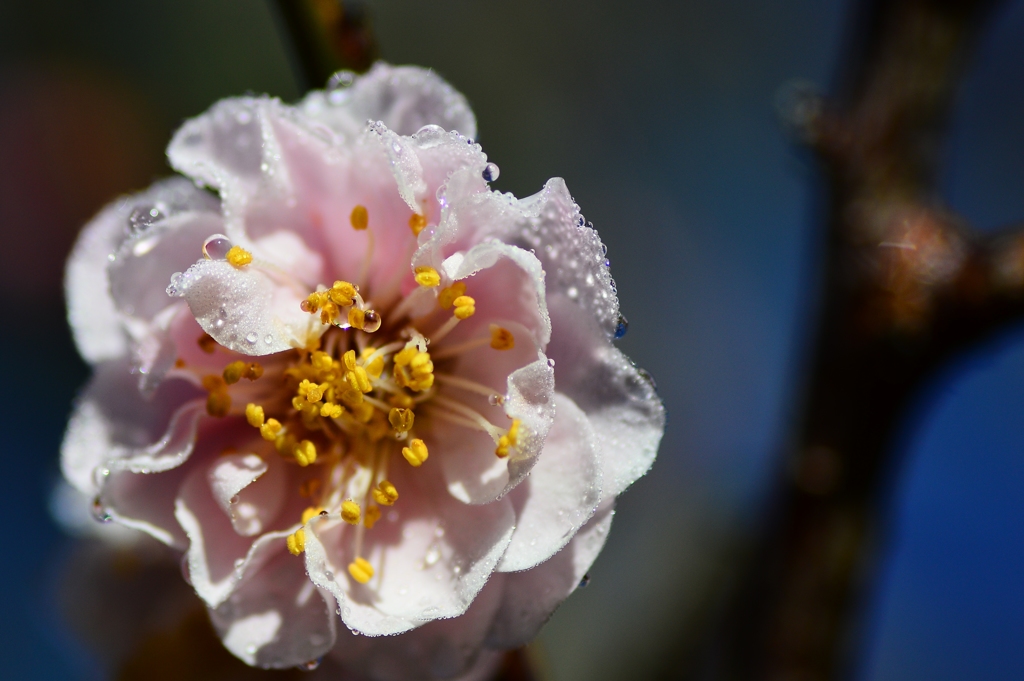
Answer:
61, 63, 664, 678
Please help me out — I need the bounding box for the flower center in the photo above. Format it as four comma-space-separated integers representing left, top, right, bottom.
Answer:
188, 205, 524, 586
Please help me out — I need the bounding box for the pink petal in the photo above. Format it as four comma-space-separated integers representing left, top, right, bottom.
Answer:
210, 532, 337, 668
485, 502, 615, 649
299, 63, 477, 139
303, 463, 514, 635
208, 450, 285, 537
545, 295, 664, 503
497, 393, 602, 572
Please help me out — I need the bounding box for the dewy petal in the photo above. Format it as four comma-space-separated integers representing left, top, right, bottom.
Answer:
304, 463, 515, 636
210, 532, 337, 668
66, 177, 220, 363
497, 394, 602, 572
61, 358, 203, 496
546, 295, 664, 503
208, 451, 285, 537
330, 572, 504, 681
167, 258, 319, 355
299, 62, 477, 140
485, 502, 615, 649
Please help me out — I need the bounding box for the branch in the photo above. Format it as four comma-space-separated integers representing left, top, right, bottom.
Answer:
698, 1, 1021, 679
270, 0, 379, 91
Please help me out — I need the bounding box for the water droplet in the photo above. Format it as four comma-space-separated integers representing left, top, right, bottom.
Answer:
547, 358, 555, 367
482, 163, 500, 182
453, 565, 461, 574
327, 71, 355, 90
235, 109, 252, 125
202, 234, 233, 260
213, 318, 225, 329
246, 644, 257, 655
424, 548, 440, 566
361, 309, 382, 333
638, 368, 658, 391
127, 205, 163, 232
90, 497, 112, 523
325, 571, 334, 581
567, 286, 579, 299
245, 332, 258, 345
434, 526, 445, 538
264, 334, 273, 345
180, 555, 193, 585
579, 573, 591, 588
614, 315, 629, 339
488, 394, 505, 406
300, 658, 322, 671
600, 243, 608, 256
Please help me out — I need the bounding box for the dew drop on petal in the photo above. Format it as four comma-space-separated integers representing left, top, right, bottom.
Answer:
245, 332, 258, 345
567, 286, 578, 299
579, 573, 591, 588
264, 334, 273, 345
482, 163, 500, 182
325, 571, 334, 581
327, 71, 355, 89
424, 548, 440, 566
488, 394, 505, 406
246, 644, 257, 655
361, 310, 382, 333
202, 234, 233, 260
180, 555, 193, 586
90, 496, 111, 523
614, 315, 629, 339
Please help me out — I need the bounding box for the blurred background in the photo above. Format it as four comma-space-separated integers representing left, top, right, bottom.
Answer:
1, 0, 1023, 679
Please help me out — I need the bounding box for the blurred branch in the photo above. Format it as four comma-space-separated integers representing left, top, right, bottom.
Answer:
269, 0, 379, 91
699, 0, 1021, 679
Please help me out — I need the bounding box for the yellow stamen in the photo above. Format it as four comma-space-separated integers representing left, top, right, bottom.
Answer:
245, 403, 265, 428
197, 333, 217, 354
245, 363, 264, 380
286, 529, 305, 555
350, 205, 369, 230
490, 325, 515, 350
414, 266, 441, 287
312, 351, 335, 372
364, 506, 381, 528
394, 347, 434, 392
402, 439, 429, 467
348, 557, 374, 584
260, 418, 282, 441
206, 391, 231, 418
298, 379, 327, 403
301, 506, 323, 524
341, 500, 361, 525
320, 402, 343, 418
389, 407, 415, 433
348, 307, 366, 330
222, 361, 247, 384
409, 213, 427, 235
495, 419, 522, 458
294, 439, 317, 466
360, 347, 384, 378
299, 478, 321, 498
453, 295, 476, 320
438, 282, 466, 309
225, 245, 253, 267
329, 280, 357, 306
372, 480, 399, 506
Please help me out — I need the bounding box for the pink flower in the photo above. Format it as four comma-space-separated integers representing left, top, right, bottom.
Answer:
62, 63, 663, 678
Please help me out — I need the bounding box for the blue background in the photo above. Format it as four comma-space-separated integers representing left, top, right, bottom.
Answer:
0, 1, 1022, 679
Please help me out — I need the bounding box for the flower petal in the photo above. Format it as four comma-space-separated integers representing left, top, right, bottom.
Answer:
208, 450, 285, 537
485, 502, 615, 649
497, 393, 602, 572
304, 463, 515, 635
210, 532, 337, 668
300, 63, 477, 140
167, 258, 320, 355
329, 572, 504, 681
546, 295, 664, 502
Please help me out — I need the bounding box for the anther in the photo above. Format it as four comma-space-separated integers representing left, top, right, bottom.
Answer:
225, 245, 253, 268
223, 360, 259, 385
348, 307, 366, 330
350, 205, 369, 231
372, 480, 399, 506
287, 529, 305, 555
438, 282, 466, 309
364, 506, 381, 528
347, 367, 373, 394
329, 280, 356, 306
348, 557, 374, 584
197, 333, 217, 354
260, 418, 283, 441
245, 403, 265, 428
341, 500, 361, 525
402, 439, 429, 467
320, 402, 343, 418
389, 407, 415, 433
490, 325, 515, 350
294, 440, 317, 466
453, 295, 476, 319
409, 213, 427, 235
414, 266, 441, 288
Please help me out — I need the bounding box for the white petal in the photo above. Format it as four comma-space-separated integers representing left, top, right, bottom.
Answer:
208, 452, 285, 537
304, 463, 515, 635
546, 295, 664, 502
167, 258, 319, 355
497, 394, 602, 572
300, 63, 477, 139
330, 573, 505, 681
486, 502, 615, 649
210, 531, 337, 668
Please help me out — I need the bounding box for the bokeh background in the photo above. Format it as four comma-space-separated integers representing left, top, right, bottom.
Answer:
1, 0, 1023, 679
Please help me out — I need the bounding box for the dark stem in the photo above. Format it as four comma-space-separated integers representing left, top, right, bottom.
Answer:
269, 0, 379, 90
698, 1, 1022, 679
